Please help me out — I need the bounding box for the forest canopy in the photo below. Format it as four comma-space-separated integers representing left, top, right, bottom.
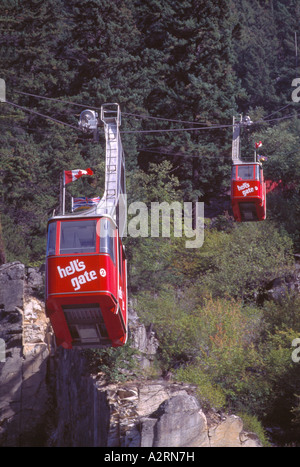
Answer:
1, 0, 300, 262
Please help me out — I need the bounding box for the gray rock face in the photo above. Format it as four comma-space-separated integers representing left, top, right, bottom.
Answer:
151, 394, 208, 447
266, 263, 300, 302
91, 380, 261, 447
0, 262, 25, 312
0, 263, 50, 447
26, 266, 44, 295
128, 305, 159, 368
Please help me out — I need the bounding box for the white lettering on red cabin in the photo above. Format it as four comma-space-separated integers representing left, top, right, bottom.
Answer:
71, 270, 97, 291
242, 187, 254, 197
57, 259, 85, 278
237, 182, 250, 191
57, 260, 107, 291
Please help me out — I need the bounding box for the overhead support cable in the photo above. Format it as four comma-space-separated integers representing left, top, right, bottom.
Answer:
3, 99, 84, 131
3, 91, 300, 136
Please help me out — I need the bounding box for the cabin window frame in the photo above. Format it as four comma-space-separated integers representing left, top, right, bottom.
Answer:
46, 216, 117, 263
46, 222, 57, 256
59, 219, 98, 255
232, 164, 260, 181
99, 217, 116, 265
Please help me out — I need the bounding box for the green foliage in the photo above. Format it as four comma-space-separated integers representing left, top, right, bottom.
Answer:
162, 220, 294, 300
267, 190, 300, 251
137, 284, 300, 439
250, 119, 300, 250
127, 160, 182, 205
176, 365, 227, 411
137, 287, 259, 366
125, 161, 186, 292
253, 120, 300, 184
1, 213, 32, 264
262, 294, 300, 334
137, 287, 201, 368
134, 0, 239, 199
231, 0, 300, 111
83, 342, 139, 383
238, 412, 271, 447
200, 222, 294, 300
171, 297, 262, 412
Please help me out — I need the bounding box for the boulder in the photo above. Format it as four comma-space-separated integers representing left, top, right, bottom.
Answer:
26, 266, 44, 296
0, 262, 25, 312
208, 414, 262, 447
151, 394, 209, 447
209, 415, 243, 447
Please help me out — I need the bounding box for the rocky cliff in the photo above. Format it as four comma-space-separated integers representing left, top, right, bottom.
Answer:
0, 261, 262, 447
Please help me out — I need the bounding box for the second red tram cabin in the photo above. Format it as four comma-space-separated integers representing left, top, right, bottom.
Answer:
45, 215, 127, 349
231, 162, 266, 222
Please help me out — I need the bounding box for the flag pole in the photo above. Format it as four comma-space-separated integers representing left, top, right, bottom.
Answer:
63, 172, 66, 215
295, 31, 298, 76
60, 172, 66, 215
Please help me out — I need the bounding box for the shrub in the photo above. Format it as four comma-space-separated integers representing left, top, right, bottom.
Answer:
83, 342, 139, 383
175, 365, 226, 410
238, 412, 271, 447
201, 221, 294, 300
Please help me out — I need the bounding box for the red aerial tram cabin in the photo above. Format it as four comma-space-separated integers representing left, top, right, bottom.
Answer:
231, 162, 266, 222
45, 214, 127, 349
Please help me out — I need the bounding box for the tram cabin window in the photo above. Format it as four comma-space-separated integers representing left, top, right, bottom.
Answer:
99, 218, 115, 263
47, 222, 57, 256
232, 165, 259, 181
60, 220, 97, 254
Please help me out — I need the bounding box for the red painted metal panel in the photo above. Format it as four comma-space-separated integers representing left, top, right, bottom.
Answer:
232, 180, 262, 200
231, 165, 266, 222
47, 255, 117, 298
45, 217, 127, 349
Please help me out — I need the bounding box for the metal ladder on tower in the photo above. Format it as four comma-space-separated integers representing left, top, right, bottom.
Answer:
96, 103, 126, 237
232, 115, 242, 164
232, 114, 253, 164
76, 103, 126, 236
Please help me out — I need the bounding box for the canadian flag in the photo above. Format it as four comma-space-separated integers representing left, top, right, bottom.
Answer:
255, 141, 262, 149
64, 168, 93, 185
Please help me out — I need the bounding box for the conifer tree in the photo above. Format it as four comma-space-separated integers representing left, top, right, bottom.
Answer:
134, 0, 239, 200
1, 0, 300, 263
231, 0, 300, 112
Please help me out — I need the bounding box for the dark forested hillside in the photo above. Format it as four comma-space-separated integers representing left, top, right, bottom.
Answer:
1, 0, 300, 261
1, 0, 300, 446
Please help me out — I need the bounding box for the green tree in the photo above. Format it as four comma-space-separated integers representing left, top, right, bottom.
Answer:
201, 221, 294, 300
252, 119, 300, 249
231, 0, 300, 112
125, 161, 184, 292
134, 0, 239, 201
